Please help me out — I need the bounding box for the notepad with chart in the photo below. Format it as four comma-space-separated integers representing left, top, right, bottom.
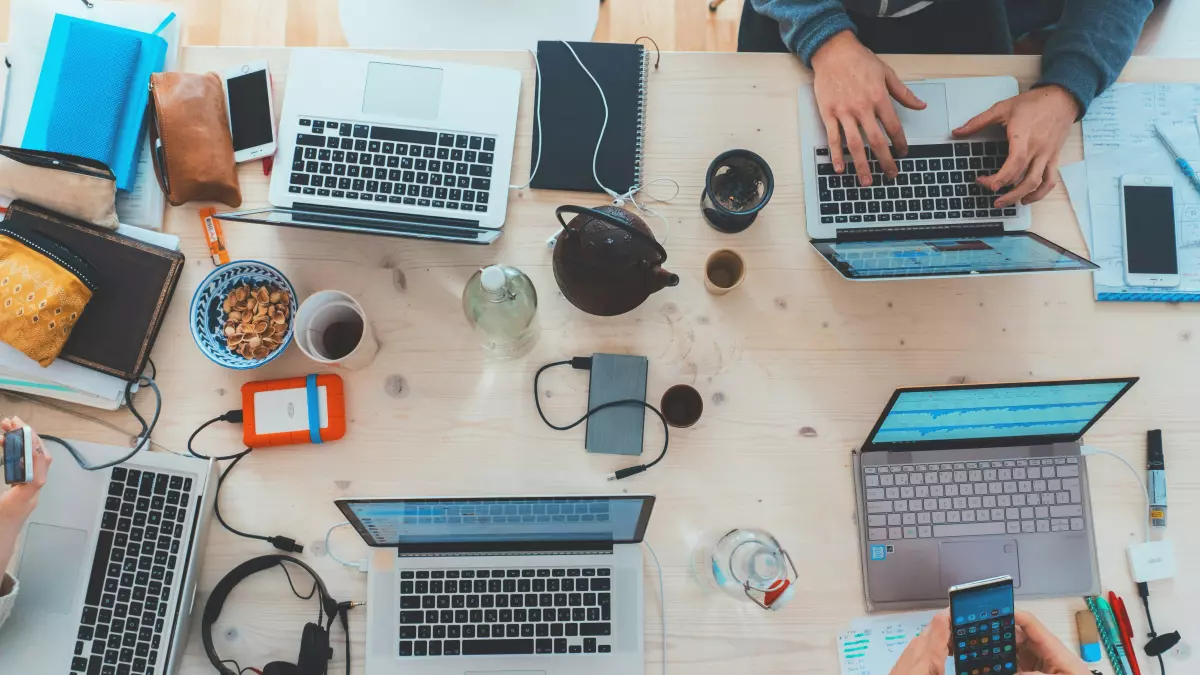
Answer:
530, 41, 650, 195
837, 610, 951, 675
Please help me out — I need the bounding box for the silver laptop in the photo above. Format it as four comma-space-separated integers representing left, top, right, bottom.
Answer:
799, 77, 1097, 280
336, 494, 654, 675
0, 440, 216, 675
221, 49, 521, 244
853, 378, 1138, 611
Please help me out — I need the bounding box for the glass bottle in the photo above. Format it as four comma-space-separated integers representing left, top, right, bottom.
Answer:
462, 265, 538, 359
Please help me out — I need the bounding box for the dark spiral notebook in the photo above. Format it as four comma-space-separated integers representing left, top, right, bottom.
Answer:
5, 201, 183, 382
530, 41, 649, 195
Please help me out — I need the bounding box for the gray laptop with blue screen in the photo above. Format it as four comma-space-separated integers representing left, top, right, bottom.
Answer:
852, 378, 1137, 611
337, 494, 653, 675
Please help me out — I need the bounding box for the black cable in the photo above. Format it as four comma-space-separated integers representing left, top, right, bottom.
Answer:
188, 410, 246, 461
41, 372, 163, 471
213, 447, 304, 553
534, 357, 669, 480
278, 562, 317, 601
1139, 581, 1178, 675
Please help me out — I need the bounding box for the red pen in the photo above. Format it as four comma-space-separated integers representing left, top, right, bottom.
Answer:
1109, 591, 1142, 675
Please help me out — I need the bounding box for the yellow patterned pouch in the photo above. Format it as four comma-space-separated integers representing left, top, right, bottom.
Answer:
0, 226, 97, 366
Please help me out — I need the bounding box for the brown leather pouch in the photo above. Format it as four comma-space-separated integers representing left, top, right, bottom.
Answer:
148, 72, 241, 207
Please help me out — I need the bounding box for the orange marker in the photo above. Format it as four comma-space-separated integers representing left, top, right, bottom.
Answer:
199, 207, 230, 265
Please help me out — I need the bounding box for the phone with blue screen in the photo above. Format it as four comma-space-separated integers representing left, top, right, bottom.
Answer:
949, 576, 1017, 675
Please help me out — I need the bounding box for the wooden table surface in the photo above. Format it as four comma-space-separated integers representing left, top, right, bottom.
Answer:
8, 48, 1200, 674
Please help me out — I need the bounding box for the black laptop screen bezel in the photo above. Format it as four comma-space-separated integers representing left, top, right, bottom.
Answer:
860, 377, 1139, 453
335, 495, 656, 553
811, 231, 1098, 280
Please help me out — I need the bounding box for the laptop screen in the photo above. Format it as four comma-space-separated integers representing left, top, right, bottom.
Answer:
812, 231, 1097, 279
336, 495, 655, 551
863, 378, 1137, 452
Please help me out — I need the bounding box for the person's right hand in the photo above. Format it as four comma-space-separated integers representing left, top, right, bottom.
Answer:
0, 417, 52, 527
810, 30, 926, 187
1014, 611, 1090, 674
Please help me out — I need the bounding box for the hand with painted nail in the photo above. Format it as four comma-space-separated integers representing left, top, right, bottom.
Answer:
953, 86, 1079, 208
811, 31, 926, 188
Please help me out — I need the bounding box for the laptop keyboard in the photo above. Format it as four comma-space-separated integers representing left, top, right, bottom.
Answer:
815, 143, 1018, 225
72, 467, 192, 675
399, 567, 613, 658
291, 118, 495, 212
863, 458, 1084, 541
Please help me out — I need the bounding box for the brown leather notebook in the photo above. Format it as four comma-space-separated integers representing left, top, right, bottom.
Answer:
4, 201, 184, 381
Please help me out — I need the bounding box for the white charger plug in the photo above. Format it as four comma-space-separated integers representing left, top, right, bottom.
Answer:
1128, 539, 1176, 582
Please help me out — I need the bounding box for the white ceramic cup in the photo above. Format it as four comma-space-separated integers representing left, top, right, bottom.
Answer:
293, 291, 378, 370
704, 249, 746, 295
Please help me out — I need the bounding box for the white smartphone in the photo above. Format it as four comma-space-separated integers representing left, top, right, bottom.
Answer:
223, 60, 277, 163
1120, 174, 1180, 288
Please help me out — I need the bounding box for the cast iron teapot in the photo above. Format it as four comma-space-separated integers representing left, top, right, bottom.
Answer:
552, 204, 679, 316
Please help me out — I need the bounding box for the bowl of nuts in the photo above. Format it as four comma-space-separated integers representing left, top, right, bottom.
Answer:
189, 261, 297, 369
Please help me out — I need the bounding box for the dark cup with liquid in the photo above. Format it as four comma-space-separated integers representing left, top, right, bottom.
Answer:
661, 384, 704, 428
294, 291, 378, 370
702, 149, 774, 233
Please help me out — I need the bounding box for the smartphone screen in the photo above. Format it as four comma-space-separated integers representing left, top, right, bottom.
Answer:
1123, 184, 1177, 274
226, 69, 274, 152
3, 430, 27, 484
950, 577, 1016, 675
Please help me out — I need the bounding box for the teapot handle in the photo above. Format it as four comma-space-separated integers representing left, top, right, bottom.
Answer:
555, 205, 668, 263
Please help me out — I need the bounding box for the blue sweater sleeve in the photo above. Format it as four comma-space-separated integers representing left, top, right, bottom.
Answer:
1036, 0, 1154, 115
749, 0, 857, 67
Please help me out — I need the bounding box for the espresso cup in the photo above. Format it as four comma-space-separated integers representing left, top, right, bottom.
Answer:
660, 385, 704, 428
704, 249, 746, 295
294, 291, 379, 370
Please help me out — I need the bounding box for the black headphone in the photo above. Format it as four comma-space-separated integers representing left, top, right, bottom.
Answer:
202, 555, 351, 675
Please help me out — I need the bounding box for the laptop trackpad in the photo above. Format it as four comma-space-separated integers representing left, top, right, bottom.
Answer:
892, 83, 950, 138
364, 62, 444, 120
16, 523, 89, 615
939, 539, 1021, 590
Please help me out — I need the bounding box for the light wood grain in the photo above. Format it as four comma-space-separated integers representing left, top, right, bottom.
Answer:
5, 49, 1200, 675
0, 0, 745, 51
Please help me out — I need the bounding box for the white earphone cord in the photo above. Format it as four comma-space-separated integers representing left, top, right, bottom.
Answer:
1081, 445, 1152, 543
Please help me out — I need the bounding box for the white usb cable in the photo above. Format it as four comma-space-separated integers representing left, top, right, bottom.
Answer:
325, 521, 370, 573
1081, 445, 1152, 542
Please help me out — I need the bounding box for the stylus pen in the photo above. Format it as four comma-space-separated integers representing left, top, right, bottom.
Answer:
1153, 122, 1200, 196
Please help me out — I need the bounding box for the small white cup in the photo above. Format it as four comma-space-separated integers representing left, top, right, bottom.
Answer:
294, 291, 378, 370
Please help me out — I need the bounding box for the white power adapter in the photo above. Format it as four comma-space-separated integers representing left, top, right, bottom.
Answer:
1128, 539, 1176, 582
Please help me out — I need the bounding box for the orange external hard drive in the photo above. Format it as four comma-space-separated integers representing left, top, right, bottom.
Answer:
241, 374, 346, 448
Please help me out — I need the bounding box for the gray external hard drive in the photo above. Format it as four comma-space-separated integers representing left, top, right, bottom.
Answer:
585, 353, 648, 456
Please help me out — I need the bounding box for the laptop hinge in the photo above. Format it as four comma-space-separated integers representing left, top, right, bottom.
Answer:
835, 222, 1005, 242
396, 541, 615, 558
293, 201, 488, 231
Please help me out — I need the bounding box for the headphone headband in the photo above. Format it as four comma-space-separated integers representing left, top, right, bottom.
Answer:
202, 555, 341, 675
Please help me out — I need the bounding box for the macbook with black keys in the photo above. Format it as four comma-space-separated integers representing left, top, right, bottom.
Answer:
0, 440, 216, 675
337, 494, 654, 675
220, 49, 521, 244
799, 77, 1097, 280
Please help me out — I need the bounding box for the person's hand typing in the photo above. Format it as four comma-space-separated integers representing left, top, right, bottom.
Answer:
952, 86, 1080, 208
811, 30, 926, 187
1013, 611, 1091, 675
889, 610, 951, 675
0, 417, 51, 526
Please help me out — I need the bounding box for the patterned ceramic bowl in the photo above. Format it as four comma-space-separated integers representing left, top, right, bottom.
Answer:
189, 260, 297, 370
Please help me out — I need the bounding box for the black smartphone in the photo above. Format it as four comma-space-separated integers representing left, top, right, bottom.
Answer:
949, 575, 1017, 675
3, 426, 33, 485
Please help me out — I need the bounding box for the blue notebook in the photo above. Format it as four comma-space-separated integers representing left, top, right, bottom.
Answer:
22, 14, 170, 191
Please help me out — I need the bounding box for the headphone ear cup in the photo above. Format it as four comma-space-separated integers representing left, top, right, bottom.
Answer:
262, 663, 301, 675
297, 622, 332, 674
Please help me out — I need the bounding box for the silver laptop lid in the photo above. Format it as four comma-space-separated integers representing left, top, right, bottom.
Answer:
812, 230, 1097, 280
336, 495, 655, 554
861, 378, 1139, 454
218, 206, 500, 245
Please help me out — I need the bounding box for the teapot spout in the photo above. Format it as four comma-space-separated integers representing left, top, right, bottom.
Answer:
653, 267, 680, 289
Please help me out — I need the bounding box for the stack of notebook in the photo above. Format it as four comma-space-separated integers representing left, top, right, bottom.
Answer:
0, 202, 184, 409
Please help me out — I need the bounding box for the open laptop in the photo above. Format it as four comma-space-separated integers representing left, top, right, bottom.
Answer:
799, 77, 1097, 280
0, 440, 217, 675
852, 378, 1138, 611
220, 49, 521, 244
336, 494, 654, 675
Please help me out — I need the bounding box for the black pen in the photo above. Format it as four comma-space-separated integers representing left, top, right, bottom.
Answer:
1147, 430, 1167, 527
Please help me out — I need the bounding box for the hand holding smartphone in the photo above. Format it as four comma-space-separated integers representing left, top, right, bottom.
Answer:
3, 426, 33, 485
223, 60, 277, 163
949, 575, 1017, 674
1121, 174, 1180, 288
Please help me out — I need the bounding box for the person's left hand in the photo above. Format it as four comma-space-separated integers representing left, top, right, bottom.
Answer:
952, 85, 1081, 209
889, 610, 951, 675
0, 417, 52, 527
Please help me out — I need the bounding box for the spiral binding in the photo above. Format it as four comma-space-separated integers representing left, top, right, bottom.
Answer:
633, 46, 650, 191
